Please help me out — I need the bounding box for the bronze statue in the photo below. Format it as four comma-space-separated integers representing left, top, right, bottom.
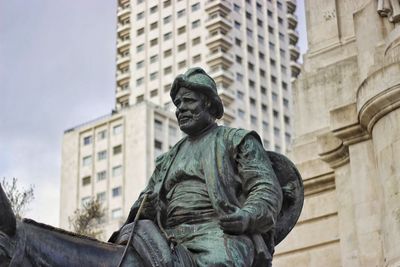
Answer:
0, 68, 303, 267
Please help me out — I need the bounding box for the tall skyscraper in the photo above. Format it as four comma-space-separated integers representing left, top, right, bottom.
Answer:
60, 0, 299, 239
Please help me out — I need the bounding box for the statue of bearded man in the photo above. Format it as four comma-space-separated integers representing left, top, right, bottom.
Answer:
110, 68, 288, 267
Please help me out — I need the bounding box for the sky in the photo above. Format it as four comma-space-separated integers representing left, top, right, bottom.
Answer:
0, 0, 307, 227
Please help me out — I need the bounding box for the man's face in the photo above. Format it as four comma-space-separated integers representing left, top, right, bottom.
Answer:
173, 87, 214, 136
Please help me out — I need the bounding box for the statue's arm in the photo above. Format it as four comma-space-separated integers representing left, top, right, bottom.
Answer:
236, 135, 283, 234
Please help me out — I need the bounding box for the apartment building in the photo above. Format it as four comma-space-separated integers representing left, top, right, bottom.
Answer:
60, 0, 299, 239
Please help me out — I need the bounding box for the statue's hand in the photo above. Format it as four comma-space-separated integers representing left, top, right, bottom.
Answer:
141, 192, 158, 219
219, 210, 253, 235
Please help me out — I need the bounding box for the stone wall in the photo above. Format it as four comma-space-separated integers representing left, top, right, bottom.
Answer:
274, 0, 400, 266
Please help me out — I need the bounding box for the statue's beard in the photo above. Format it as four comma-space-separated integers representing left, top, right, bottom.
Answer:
178, 110, 214, 135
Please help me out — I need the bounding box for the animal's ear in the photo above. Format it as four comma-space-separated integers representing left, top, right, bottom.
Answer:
0, 184, 16, 237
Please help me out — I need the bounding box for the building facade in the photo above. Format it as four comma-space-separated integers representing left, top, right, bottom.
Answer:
273, 0, 400, 266
60, 0, 299, 240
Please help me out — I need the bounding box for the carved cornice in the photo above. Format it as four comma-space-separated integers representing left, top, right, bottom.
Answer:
303, 172, 335, 196
317, 132, 350, 169
358, 63, 400, 133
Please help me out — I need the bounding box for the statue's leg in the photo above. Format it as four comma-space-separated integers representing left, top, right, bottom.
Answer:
167, 221, 254, 267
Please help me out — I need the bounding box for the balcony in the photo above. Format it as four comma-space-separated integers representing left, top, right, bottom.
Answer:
289, 45, 300, 61
206, 32, 233, 50
205, 15, 232, 32
287, 0, 296, 14
209, 67, 234, 86
288, 29, 299, 45
222, 106, 235, 123
117, 23, 130, 34
116, 70, 130, 83
217, 86, 235, 106
206, 50, 234, 68
287, 13, 298, 30
117, 6, 130, 17
116, 54, 130, 66
117, 39, 130, 50
116, 87, 130, 99
290, 61, 301, 78
205, 0, 231, 14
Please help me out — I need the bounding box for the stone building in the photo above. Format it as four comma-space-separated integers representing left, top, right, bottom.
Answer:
273, 0, 400, 266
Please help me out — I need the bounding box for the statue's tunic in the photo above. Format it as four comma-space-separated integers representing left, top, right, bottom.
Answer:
112, 125, 283, 267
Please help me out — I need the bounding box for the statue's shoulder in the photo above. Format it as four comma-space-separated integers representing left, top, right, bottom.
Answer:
215, 126, 262, 149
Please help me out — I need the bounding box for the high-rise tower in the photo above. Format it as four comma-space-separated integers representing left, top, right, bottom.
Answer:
60, 0, 299, 239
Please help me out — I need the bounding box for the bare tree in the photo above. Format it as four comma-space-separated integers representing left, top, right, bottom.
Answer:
1, 177, 35, 220
68, 198, 105, 239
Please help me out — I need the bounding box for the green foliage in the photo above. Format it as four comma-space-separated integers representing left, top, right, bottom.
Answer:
68, 198, 105, 239
1, 177, 34, 220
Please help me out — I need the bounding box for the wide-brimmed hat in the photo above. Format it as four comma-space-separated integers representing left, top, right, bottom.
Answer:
170, 67, 224, 119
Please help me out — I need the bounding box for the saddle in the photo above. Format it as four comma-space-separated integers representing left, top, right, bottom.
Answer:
114, 220, 196, 267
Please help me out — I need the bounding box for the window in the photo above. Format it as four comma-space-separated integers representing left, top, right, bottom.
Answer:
136, 77, 143, 86
277, 1, 283, 10
262, 121, 269, 129
177, 9, 186, 18
278, 17, 283, 24
97, 171, 107, 181
164, 49, 172, 57
164, 31, 172, 41
97, 150, 107, 161
137, 28, 144, 36
121, 33, 130, 41
270, 59, 276, 66
178, 26, 186, 35
271, 75, 277, 84
273, 110, 279, 118
150, 71, 158, 80
113, 145, 122, 155
261, 86, 267, 95
150, 54, 158, 63
251, 115, 257, 125
121, 82, 129, 90
112, 165, 122, 177
163, 15, 171, 24
250, 97, 256, 105
234, 21, 241, 30
136, 60, 144, 69
246, 12, 252, 20
259, 52, 265, 60
272, 92, 278, 102
282, 82, 288, 90
268, 26, 274, 34
260, 69, 266, 77
112, 187, 122, 197
122, 18, 130, 25
96, 192, 106, 203
136, 44, 144, 52
281, 65, 287, 74
192, 20, 200, 29
236, 55, 242, 64
97, 130, 107, 140
150, 22, 158, 30
192, 37, 201, 46
154, 140, 162, 150
191, 2, 200, 11
111, 208, 122, 219
249, 79, 255, 88
258, 35, 264, 44
256, 2, 262, 11
274, 127, 280, 137
82, 176, 91, 186
113, 124, 123, 135
81, 196, 91, 206
237, 90, 244, 99
164, 84, 171, 92
82, 156, 92, 166
248, 62, 254, 71
83, 136, 92, 145
285, 133, 291, 144
150, 5, 158, 14
247, 45, 253, 54
164, 66, 172, 74
236, 73, 243, 82
235, 38, 242, 47
137, 0, 144, 4
136, 12, 144, 20
238, 109, 245, 118
154, 119, 163, 131
137, 95, 144, 103
267, 10, 273, 18
279, 32, 285, 42
178, 60, 186, 69
246, 28, 253, 37
150, 89, 158, 97
284, 115, 290, 125
269, 42, 275, 50
169, 125, 177, 136
163, 0, 171, 8
150, 38, 158, 46
234, 4, 241, 12
192, 54, 201, 63
178, 43, 186, 52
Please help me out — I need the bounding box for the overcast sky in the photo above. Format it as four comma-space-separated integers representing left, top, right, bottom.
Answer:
0, 1, 307, 227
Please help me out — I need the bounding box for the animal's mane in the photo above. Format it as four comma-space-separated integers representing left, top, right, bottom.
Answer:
22, 218, 114, 245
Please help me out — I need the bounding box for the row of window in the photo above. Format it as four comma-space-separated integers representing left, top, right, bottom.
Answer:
81, 189, 123, 219
81, 165, 123, 187
83, 125, 123, 146
82, 145, 122, 166
135, 1, 200, 15
234, 38, 287, 59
